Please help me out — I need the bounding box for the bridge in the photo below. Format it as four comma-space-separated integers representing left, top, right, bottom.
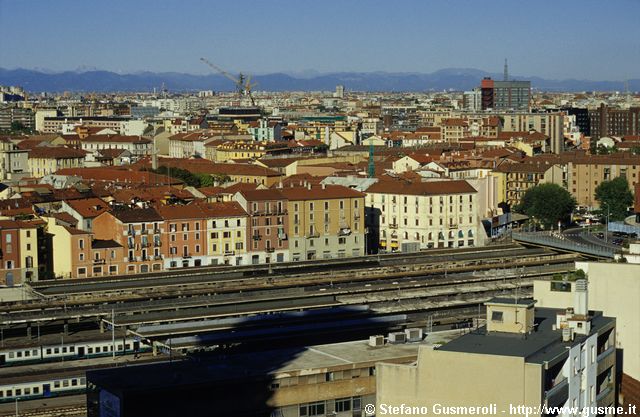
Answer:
512, 231, 615, 259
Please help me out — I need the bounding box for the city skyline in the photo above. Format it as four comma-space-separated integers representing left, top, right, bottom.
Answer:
1, 0, 639, 81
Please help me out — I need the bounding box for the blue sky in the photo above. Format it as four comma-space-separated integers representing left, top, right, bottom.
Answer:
0, 0, 638, 80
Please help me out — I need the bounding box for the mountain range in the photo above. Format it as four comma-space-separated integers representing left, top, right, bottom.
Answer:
1, 67, 638, 93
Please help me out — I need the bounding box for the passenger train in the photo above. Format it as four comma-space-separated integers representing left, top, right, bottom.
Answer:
0, 375, 86, 403
0, 337, 151, 367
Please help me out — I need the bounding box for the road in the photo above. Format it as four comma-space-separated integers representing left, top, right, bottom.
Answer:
562, 227, 622, 250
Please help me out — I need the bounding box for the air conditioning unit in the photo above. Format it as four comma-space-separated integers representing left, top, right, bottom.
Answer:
368, 335, 384, 347
388, 332, 407, 344
405, 328, 423, 342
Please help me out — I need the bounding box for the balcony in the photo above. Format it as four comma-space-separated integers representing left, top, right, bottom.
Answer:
127, 230, 135, 236
388, 223, 398, 229
266, 247, 275, 253
154, 255, 164, 260
544, 378, 568, 408
596, 385, 614, 407
307, 233, 319, 239
224, 250, 235, 256
338, 228, 351, 236
278, 233, 287, 240
182, 253, 191, 259
448, 223, 458, 229
252, 234, 262, 241
93, 258, 105, 264
153, 228, 161, 234
154, 241, 162, 247
597, 346, 615, 374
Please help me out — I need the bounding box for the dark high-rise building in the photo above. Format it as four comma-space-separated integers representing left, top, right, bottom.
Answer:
563, 107, 591, 136
480, 78, 494, 110
480, 77, 531, 112
588, 104, 640, 141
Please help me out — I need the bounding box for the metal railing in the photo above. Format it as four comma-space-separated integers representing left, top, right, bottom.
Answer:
512, 232, 615, 258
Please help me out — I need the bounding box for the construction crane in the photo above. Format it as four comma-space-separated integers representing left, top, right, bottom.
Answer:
199, 57, 257, 106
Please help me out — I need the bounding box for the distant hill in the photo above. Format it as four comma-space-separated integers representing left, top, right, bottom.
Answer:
0, 67, 637, 93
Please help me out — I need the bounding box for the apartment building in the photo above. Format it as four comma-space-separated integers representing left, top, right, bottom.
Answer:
202, 202, 249, 266
234, 189, 289, 264
378, 290, 617, 417
0, 220, 38, 285
247, 119, 282, 141
41, 116, 129, 134
589, 105, 640, 142
279, 184, 365, 261
501, 112, 565, 154
535, 263, 640, 409
168, 132, 214, 158
92, 207, 164, 274
27, 146, 87, 177
567, 153, 640, 208
492, 162, 552, 208
155, 204, 209, 269
60, 198, 110, 231
44, 217, 126, 279
80, 134, 152, 161
215, 141, 289, 162
440, 118, 468, 142
0, 137, 29, 181
366, 179, 480, 252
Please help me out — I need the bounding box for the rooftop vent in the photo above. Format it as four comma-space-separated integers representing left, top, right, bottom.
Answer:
388, 332, 407, 344
368, 335, 384, 347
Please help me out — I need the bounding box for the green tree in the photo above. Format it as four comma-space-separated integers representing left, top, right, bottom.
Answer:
195, 173, 215, 187
595, 177, 634, 221
515, 183, 576, 229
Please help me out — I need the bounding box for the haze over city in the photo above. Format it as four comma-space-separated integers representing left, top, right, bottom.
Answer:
1, 0, 639, 80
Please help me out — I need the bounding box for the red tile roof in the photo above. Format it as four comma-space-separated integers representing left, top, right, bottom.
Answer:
278, 184, 365, 201
367, 178, 477, 196
238, 189, 286, 202
82, 134, 151, 144
56, 167, 182, 186
28, 147, 87, 159
65, 198, 110, 218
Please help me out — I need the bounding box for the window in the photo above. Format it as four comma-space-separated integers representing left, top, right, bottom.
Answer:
300, 402, 325, 417
335, 398, 351, 412
491, 311, 503, 322
79, 239, 84, 249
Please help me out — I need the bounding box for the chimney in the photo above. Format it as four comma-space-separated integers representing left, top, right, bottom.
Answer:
321, 183, 326, 190
573, 279, 588, 316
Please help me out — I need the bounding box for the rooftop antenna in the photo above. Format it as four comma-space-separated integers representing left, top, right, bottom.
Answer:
503, 58, 509, 81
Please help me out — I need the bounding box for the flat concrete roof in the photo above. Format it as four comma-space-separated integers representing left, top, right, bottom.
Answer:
438, 307, 615, 364
88, 330, 462, 393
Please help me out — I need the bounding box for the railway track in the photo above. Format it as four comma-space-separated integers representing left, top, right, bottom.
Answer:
6, 250, 574, 313
0, 255, 575, 328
